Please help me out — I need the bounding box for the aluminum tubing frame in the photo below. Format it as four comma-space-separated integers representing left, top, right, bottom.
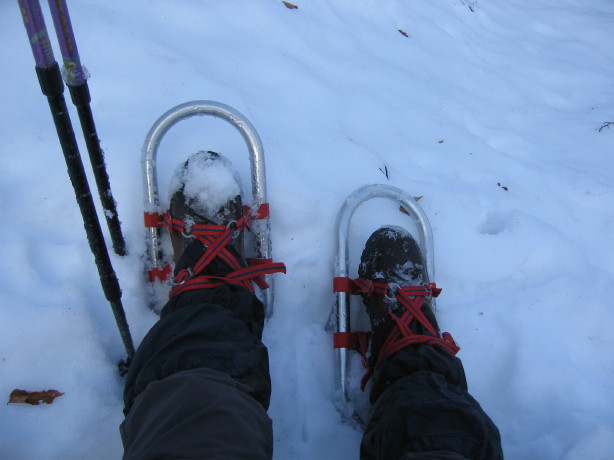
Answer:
334, 184, 435, 402
142, 100, 274, 315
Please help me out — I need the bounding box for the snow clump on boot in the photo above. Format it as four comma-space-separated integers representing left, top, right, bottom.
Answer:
168, 150, 242, 225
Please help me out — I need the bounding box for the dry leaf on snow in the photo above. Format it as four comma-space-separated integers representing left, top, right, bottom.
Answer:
8, 389, 64, 406
282, 1, 298, 9
399, 197, 423, 216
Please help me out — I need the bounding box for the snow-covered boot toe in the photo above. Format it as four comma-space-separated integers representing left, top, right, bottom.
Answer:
168, 151, 246, 275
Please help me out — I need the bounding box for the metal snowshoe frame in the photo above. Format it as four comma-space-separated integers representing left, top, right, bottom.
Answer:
333, 184, 435, 402
142, 100, 275, 315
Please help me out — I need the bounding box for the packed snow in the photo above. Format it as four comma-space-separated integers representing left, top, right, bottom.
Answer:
168, 150, 242, 224
1, 0, 613, 459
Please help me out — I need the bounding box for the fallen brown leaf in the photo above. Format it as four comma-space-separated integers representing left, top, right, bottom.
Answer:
399, 197, 423, 215
282, 1, 298, 9
8, 389, 64, 406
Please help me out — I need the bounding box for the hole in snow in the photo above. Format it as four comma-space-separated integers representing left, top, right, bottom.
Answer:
479, 213, 509, 235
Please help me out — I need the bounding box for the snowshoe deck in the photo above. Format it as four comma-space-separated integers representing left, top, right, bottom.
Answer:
329, 184, 436, 405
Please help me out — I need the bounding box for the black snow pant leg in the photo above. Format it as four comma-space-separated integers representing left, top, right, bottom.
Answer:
121, 367, 272, 460
120, 285, 273, 460
360, 345, 503, 460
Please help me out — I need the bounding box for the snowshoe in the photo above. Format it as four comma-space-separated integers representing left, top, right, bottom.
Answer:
330, 184, 458, 412
141, 101, 285, 315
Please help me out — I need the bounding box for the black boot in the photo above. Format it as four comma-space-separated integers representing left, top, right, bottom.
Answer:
358, 226, 442, 367
358, 228, 503, 460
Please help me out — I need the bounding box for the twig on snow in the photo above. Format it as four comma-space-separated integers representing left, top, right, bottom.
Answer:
598, 122, 614, 132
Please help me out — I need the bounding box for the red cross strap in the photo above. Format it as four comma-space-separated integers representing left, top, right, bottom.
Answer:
168, 213, 251, 287
146, 203, 285, 297
333, 276, 459, 391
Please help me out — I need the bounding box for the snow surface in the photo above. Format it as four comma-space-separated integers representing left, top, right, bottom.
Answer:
1, 0, 614, 458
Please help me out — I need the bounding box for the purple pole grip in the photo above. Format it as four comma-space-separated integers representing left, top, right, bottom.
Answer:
17, 0, 56, 68
48, 0, 86, 85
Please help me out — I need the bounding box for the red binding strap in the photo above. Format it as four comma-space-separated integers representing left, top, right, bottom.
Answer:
148, 265, 172, 282
334, 276, 459, 391
151, 205, 285, 297
144, 201, 270, 229
247, 203, 270, 220
248, 258, 273, 265
144, 212, 165, 228
333, 277, 355, 293
363, 283, 459, 389
333, 277, 375, 295
170, 261, 287, 298
334, 331, 370, 368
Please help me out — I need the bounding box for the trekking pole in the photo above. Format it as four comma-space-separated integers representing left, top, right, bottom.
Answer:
17, 0, 135, 371
46, 0, 126, 256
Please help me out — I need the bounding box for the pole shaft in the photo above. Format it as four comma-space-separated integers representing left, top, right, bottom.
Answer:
45, 0, 127, 255
18, 0, 135, 365
47, 0, 86, 85
36, 64, 135, 359
18, 0, 55, 68
69, 84, 127, 255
